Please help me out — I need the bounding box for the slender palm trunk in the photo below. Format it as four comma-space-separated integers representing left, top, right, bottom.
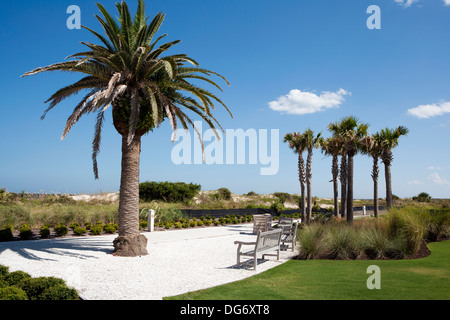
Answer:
340, 154, 347, 219
372, 155, 379, 218
384, 162, 392, 209
306, 150, 313, 224
383, 150, 393, 209
332, 155, 340, 217
113, 134, 148, 257
346, 153, 354, 223
298, 154, 306, 224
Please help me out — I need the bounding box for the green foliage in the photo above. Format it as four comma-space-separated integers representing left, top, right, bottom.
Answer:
0, 205, 32, 229
19, 224, 33, 240
0, 226, 13, 242
39, 284, 79, 300
0, 286, 28, 300
0, 265, 9, 277
3, 271, 32, 286
103, 224, 117, 234
139, 181, 201, 202
413, 192, 432, 203
54, 224, 68, 237
40, 225, 51, 238
215, 188, 232, 200
69, 222, 80, 230
90, 223, 103, 235
73, 227, 87, 236
139, 219, 148, 230
20, 276, 73, 300
297, 207, 450, 260
270, 200, 284, 214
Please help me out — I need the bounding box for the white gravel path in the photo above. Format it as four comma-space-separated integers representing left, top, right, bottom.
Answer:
0, 224, 298, 300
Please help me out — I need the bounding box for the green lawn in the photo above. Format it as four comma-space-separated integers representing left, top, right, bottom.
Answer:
165, 240, 450, 300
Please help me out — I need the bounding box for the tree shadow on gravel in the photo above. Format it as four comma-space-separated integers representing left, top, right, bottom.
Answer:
0, 237, 114, 261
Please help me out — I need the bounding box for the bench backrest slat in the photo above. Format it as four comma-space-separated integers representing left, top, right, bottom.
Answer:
255, 229, 282, 252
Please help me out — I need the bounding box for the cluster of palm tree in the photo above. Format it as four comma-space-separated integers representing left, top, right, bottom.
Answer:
284, 116, 408, 224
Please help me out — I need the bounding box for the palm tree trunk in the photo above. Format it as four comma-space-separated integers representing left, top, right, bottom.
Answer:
332, 155, 340, 218
383, 151, 393, 209
113, 134, 148, 257
298, 155, 306, 224
346, 153, 354, 223
306, 151, 313, 224
340, 154, 347, 219
384, 161, 392, 209
372, 155, 379, 218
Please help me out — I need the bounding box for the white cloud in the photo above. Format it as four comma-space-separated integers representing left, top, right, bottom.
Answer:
407, 102, 450, 119
395, 0, 421, 7
269, 88, 350, 115
427, 166, 442, 170
429, 172, 450, 186
408, 179, 423, 185
396, 0, 450, 7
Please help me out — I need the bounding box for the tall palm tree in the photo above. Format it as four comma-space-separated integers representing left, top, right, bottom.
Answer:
328, 122, 347, 219
283, 132, 306, 223
22, 0, 231, 256
329, 117, 369, 223
360, 134, 382, 218
301, 129, 322, 224
320, 136, 342, 218
375, 126, 409, 209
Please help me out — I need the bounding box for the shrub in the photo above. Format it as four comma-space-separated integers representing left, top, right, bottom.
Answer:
189, 220, 197, 228
213, 220, 220, 226
297, 224, 325, 260
0, 265, 9, 277
139, 220, 148, 230
164, 222, 172, 229
214, 187, 232, 201
40, 225, 51, 239
270, 200, 284, 214
73, 227, 87, 236
412, 192, 431, 203
90, 224, 103, 235
323, 225, 362, 260
0, 226, 13, 242
19, 224, 33, 240
103, 224, 117, 234
20, 276, 66, 300
4, 271, 32, 286
139, 181, 201, 202
39, 284, 79, 300
69, 222, 80, 230
0, 286, 28, 300
54, 224, 68, 237
197, 221, 204, 227
174, 222, 182, 229
84, 222, 92, 230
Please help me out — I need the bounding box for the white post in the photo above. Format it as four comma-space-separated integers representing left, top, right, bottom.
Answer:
363, 206, 367, 216
148, 209, 155, 232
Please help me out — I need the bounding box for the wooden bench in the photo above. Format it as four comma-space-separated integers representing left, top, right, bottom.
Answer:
234, 228, 283, 270
281, 222, 299, 251
252, 214, 273, 234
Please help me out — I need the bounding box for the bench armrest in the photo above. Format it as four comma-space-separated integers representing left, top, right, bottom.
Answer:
234, 241, 256, 245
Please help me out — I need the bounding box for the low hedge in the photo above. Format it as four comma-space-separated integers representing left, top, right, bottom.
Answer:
0, 265, 79, 300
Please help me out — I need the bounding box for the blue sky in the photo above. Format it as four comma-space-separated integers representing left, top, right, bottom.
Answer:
1, 0, 450, 199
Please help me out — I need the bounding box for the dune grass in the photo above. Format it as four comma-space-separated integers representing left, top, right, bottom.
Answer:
164, 240, 450, 300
